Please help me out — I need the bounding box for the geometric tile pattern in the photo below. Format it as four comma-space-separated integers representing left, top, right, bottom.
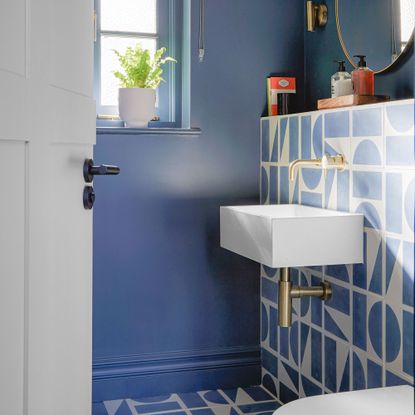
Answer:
260, 100, 415, 404
92, 386, 282, 415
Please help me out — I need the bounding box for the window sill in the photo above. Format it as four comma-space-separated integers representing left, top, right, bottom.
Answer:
96, 126, 201, 137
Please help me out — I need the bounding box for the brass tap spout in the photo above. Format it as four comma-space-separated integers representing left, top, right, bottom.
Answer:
289, 154, 346, 182
289, 159, 322, 181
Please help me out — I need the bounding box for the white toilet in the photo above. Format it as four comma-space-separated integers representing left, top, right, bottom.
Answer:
274, 386, 414, 415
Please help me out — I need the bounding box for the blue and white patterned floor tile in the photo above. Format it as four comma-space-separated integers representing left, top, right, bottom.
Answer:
93, 386, 282, 415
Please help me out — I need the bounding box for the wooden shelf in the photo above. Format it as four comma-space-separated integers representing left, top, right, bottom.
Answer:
317, 94, 390, 110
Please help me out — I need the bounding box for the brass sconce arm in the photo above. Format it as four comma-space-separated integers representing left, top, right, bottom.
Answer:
307, 1, 328, 32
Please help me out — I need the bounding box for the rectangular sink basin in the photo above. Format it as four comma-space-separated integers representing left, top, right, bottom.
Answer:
220, 204, 363, 268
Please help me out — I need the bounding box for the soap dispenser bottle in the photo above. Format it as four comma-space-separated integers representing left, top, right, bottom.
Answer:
352, 55, 374, 95
331, 60, 353, 98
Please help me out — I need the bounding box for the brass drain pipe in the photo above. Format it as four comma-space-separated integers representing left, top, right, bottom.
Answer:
278, 267, 332, 327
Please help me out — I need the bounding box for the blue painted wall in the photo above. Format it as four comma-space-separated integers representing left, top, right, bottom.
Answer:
92, 0, 414, 402
304, 0, 414, 110
92, 0, 305, 401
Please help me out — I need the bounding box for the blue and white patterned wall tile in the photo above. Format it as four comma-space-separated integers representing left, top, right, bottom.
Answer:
384, 101, 415, 169
261, 119, 270, 163
259, 100, 415, 401
384, 101, 414, 137
324, 335, 350, 393
298, 270, 312, 324
350, 106, 384, 167
300, 115, 312, 160
299, 166, 324, 209
322, 111, 351, 212
386, 172, 404, 234
385, 235, 414, 310
262, 346, 278, 377
260, 165, 269, 205
309, 113, 324, 160
385, 135, 415, 168
299, 373, 322, 398
262, 265, 279, 280
366, 294, 384, 362
352, 137, 383, 167
324, 282, 352, 344
261, 302, 270, 346
384, 302, 406, 380
402, 173, 415, 241
297, 113, 325, 208
353, 229, 383, 294
289, 117, 300, 164
352, 348, 387, 390
261, 276, 278, 305
352, 107, 383, 138
279, 322, 299, 370
351, 171, 384, 231
269, 118, 279, 163
324, 110, 351, 161
352, 289, 369, 353
279, 117, 290, 165
277, 359, 299, 403
299, 322, 323, 389
262, 371, 279, 400
402, 310, 414, 378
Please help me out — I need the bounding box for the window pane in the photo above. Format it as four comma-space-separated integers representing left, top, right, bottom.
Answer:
100, 36, 157, 107
101, 0, 157, 33
400, 0, 415, 46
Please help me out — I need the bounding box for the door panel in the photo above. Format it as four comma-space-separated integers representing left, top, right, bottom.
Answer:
0, 72, 26, 140
0, 0, 95, 414
49, 144, 93, 413
50, 1, 94, 96
0, 140, 26, 415
0, 0, 26, 76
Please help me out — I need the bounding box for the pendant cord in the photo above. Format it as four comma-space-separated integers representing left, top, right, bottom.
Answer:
198, 0, 205, 62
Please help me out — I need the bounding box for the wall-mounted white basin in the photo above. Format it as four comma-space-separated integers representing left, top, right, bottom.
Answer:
274, 386, 414, 415
220, 204, 363, 268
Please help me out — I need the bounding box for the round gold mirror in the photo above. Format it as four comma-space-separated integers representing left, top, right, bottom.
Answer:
335, 0, 415, 74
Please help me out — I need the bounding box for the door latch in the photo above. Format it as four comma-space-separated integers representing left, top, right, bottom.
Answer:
83, 186, 96, 210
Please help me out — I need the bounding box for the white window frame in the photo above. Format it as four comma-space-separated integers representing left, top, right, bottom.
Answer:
94, 0, 186, 127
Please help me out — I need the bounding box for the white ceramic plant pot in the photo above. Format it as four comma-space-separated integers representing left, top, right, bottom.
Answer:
118, 88, 156, 128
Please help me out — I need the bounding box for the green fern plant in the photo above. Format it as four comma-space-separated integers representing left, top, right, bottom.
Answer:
113, 43, 176, 89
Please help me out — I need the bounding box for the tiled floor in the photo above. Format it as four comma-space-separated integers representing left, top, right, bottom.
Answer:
93, 386, 282, 415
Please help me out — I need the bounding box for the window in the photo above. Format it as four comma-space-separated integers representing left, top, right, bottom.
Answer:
94, 0, 185, 127
400, 0, 415, 50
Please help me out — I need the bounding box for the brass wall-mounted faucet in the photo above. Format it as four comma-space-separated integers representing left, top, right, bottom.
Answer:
279, 268, 332, 327
289, 154, 346, 182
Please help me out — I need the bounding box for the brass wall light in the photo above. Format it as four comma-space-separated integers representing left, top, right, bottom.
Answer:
307, 1, 328, 32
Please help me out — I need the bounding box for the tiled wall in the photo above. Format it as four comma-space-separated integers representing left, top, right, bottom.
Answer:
259, 100, 415, 403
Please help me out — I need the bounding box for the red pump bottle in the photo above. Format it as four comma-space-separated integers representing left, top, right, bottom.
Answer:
352, 55, 374, 95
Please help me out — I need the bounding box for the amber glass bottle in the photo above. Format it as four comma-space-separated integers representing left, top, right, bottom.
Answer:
352, 55, 374, 95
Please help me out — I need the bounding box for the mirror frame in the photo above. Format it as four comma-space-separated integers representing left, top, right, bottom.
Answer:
335, 0, 414, 74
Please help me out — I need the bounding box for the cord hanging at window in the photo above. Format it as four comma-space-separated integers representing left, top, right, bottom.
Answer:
198, 0, 205, 62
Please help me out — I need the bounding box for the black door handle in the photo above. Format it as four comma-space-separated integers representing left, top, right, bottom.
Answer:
83, 158, 120, 183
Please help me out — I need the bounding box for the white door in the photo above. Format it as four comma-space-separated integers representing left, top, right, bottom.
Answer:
0, 1, 95, 414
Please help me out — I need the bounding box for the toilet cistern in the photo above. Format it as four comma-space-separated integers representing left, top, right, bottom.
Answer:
289, 153, 346, 181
